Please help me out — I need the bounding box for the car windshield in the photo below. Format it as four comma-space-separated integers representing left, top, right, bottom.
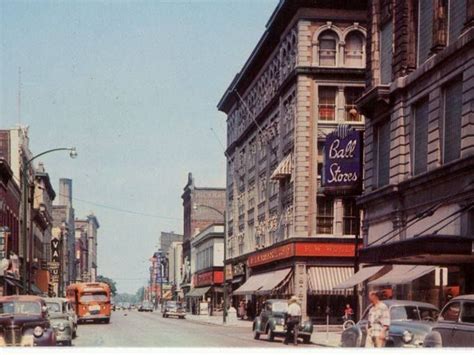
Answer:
272, 302, 288, 313
80, 292, 108, 303
0, 301, 42, 315
166, 302, 177, 307
46, 302, 62, 313
390, 306, 438, 321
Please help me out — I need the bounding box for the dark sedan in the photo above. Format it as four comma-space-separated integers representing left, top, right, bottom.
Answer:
0, 295, 56, 346
424, 294, 474, 347
341, 299, 439, 347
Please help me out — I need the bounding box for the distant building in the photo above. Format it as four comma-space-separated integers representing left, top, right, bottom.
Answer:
159, 231, 182, 255
74, 214, 100, 283
167, 241, 183, 297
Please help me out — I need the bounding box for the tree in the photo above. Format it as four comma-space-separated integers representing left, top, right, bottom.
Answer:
96, 275, 117, 296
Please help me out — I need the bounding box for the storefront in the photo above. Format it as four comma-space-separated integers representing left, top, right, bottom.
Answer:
229, 238, 360, 323
187, 268, 224, 315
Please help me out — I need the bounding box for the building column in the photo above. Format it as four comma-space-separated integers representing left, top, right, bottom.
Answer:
334, 198, 344, 236
336, 86, 346, 122
293, 262, 308, 318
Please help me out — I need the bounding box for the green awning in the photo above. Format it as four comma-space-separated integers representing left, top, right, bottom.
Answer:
186, 286, 210, 298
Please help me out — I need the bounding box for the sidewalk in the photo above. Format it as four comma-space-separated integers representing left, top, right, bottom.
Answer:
311, 331, 341, 347
185, 314, 251, 328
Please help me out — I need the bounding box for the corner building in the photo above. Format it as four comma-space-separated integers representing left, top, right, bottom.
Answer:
218, 0, 368, 320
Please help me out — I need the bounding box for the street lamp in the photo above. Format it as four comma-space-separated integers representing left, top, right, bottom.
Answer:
193, 203, 227, 324
21, 147, 77, 294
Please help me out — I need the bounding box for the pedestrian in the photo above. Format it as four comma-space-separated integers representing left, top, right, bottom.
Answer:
246, 300, 253, 320
284, 295, 302, 345
343, 304, 353, 321
238, 300, 245, 319
367, 291, 390, 348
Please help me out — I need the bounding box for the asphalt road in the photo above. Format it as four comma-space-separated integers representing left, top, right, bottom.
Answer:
72, 309, 316, 347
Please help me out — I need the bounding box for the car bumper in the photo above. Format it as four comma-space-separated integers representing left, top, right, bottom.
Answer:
165, 311, 186, 317
80, 314, 110, 321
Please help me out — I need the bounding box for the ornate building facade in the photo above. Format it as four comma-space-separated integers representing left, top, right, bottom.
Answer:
218, 0, 367, 319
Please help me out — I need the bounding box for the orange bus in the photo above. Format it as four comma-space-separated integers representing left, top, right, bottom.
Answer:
66, 282, 111, 324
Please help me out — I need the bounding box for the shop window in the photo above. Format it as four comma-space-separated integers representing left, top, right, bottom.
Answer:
319, 30, 338, 66
461, 302, 474, 323
417, 0, 434, 65
344, 31, 364, 67
440, 301, 460, 322
412, 98, 429, 176
318, 87, 337, 121
316, 197, 334, 234
344, 87, 364, 122
442, 79, 463, 163
374, 120, 391, 187
343, 199, 360, 235
380, 20, 393, 84
448, 0, 467, 44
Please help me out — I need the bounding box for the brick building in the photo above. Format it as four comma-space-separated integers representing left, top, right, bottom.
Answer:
218, 0, 367, 320
353, 0, 474, 307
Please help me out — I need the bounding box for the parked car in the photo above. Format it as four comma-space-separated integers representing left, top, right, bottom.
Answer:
253, 299, 313, 344
44, 297, 76, 346
162, 301, 186, 319
0, 295, 56, 346
341, 299, 439, 347
138, 301, 154, 312
423, 294, 474, 347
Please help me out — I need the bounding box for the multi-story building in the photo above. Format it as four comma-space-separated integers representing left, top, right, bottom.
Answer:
74, 214, 100, 283
352, 0, 474, 308
167, 240, 183, 298
160, 231, 183, 255
188, 224, 224, 313
180, 173, 225, 295
218, 0, 367, 319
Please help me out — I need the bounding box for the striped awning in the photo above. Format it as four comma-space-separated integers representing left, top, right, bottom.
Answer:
233, 268, 291, 295
307, 267, 354, 295
270, 154, 292, 180
334, 266, 385, 289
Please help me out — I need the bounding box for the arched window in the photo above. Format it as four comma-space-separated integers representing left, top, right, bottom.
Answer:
345, 31, 364, 67
318, 30, 338, 66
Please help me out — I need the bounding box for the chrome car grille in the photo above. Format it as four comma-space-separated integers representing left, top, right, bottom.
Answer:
4, 327, 22, 345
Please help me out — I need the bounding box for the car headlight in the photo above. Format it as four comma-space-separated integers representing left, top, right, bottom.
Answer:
33, 326, 44, 338
402, 330, 413, 343
58, 323, 66, 331
278, 319, 284, 325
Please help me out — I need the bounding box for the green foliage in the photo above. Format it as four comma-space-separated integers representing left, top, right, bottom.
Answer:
96, 275, 117, 296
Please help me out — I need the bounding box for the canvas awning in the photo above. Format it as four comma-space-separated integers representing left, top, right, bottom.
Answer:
334, 266, 385, 289
307, 267, 354, 295
233, 268, 291, 295
270, 154, 292, 180
3, 276, 24, 290
368, 265, 436, 286
186, 286, 211, 298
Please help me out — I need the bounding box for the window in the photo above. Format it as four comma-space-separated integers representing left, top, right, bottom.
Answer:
448, 0, 467, 44
461, 302, 474, 324
442, 79, 463, 163
375, 120, 391, 187
343, 199, 359, 235
344, 87, 364, 121
413, 98, 429, 175
317, 197, 334, 234
380, 21, 393, 84
319, 30, 338, 66
418, 0, 434, 65
319, 87, 337, 121
345, 31, 364, 67
440, 302, 460, 322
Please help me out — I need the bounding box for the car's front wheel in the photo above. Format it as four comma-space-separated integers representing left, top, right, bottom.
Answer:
254, 331, 260, 340
302, 335, 311, 344
268, 330, 275, 342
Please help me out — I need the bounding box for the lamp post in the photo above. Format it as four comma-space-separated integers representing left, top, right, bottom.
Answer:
193, 203, 227, 324
21, 147, 77, 294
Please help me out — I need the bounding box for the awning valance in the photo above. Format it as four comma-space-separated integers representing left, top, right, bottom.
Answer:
368, 265, 435, 286
233, 268, 291, 296
334, 266, 385, 289
270, 154, 292, 180
186, 286, 211, 298
307, 267, 354, 295
3, 276, 24, 290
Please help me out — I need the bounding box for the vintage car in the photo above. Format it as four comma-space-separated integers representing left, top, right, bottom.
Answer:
45, 297, 77, 345
341, 299, 439, 347
162, 301, 186, 319
253, 299, 313, 344
138, 301, 154, 312
0, 295, 56, 346
423, 294, 474, 347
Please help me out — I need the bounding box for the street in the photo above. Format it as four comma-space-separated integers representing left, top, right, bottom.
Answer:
72, 310, 317, 347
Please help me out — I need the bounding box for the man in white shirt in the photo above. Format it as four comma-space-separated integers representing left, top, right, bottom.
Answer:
284, 296, 302, 345
367, 291, 390, 347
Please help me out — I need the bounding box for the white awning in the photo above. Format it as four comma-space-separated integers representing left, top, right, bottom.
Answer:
334, 266, 385, 289
307, 267, 354, 295
368, 265, 436, 286
186, 286, 211, 298
233, 268, 291, 295
270, 154, 292, 180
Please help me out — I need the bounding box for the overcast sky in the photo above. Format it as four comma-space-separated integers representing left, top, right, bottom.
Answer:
1, 0, 278, 293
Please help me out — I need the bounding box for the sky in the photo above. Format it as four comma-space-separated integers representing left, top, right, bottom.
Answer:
0, 0, 278, 293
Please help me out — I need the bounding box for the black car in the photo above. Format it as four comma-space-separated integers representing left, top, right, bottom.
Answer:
424, 294, 474, 347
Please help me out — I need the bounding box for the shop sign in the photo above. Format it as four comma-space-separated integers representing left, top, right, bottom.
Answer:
295, 242, 355, 257
248, 244, 294, 267
225, 264, 233, 281
195, 270, 224, 286
233, 262, 246, 277
51, 238, 60, 263
323, 127, 363, 194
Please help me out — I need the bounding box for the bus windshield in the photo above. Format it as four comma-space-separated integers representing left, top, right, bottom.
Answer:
80, 292, 108, 303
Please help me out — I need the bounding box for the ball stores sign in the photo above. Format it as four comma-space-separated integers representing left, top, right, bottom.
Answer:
323, 127, 363, 194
